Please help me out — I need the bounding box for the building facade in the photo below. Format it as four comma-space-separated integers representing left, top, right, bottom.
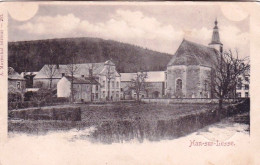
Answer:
34, 60, 121, 101
57, 76, 100, 102
8, 67, 26, 102
236, 73, 250, 98
120, 71, 166, 99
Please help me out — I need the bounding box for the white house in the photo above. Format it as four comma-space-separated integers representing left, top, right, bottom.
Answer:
236, 72, 250, 98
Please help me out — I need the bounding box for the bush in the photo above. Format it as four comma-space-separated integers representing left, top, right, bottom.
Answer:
9, 105, 81, 121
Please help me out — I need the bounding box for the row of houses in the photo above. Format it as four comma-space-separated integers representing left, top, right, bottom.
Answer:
8, 19, 250, 103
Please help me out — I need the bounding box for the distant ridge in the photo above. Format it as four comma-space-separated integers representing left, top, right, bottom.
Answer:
8, 37, 172, 73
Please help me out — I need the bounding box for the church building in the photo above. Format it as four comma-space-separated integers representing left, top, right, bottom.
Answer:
165, 19, 222, 98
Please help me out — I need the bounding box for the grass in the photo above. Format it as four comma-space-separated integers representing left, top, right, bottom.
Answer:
79, 103, 218, 122
8, 103, 219, 141
8, 101, 249, 143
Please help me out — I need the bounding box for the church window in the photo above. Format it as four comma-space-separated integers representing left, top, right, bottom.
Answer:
176, 79, 182, 91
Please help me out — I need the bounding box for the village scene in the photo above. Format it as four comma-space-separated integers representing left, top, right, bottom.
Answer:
7, 4, 250, 144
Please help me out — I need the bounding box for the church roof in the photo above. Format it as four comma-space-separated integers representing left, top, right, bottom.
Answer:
167, 39, 219, 68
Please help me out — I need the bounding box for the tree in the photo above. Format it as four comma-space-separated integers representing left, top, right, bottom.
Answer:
65, 56, 79, 103
42, 46, 58, 89
212, 49, 250, 120
87, 63, 99, 101
32, 88, 52, 108
130, 71, 148, 103
104, 62, 115, 101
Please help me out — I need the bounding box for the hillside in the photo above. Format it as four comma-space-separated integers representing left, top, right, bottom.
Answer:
8, 37, 173, 73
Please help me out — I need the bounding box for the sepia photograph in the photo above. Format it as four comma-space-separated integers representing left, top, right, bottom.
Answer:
1, 1, 258, 165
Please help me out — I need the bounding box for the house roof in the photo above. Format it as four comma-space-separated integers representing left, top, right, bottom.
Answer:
167, 39, 219, 68
120, 71, 165, 82
34, 60, 119, 79
146, 71, 165, 82
121, 73, 135, 82
8, 67, 25, 80
64, 76, 99, 84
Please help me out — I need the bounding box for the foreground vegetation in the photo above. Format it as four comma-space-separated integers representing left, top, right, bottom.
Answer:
8, 100, 249, 143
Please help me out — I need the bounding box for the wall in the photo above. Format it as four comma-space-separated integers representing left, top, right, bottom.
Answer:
186, 66, 200, 98
166, 65, 187, 97
166, 65, 212, 98
146, 82, 165, 98
57, 77, 71, 98
73, 84, 92, 102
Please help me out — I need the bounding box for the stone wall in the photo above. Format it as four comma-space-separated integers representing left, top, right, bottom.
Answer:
166, 65, 187, 97
166, 65, 212, 98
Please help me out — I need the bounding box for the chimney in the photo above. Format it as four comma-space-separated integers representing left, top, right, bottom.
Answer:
56, 64, 59, 69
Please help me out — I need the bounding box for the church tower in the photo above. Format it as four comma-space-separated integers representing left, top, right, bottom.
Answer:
208, 19, 223, 53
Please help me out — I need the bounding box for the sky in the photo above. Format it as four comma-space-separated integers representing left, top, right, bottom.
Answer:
7, 3, 250, 58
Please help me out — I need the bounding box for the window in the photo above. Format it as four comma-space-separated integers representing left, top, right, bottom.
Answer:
16, 81, 21, 89
204, 80, 208, 91
103, 81, 105, 86
245, 84, 249, 90
238, 77, 242, 83
245, 92, 249, 98
96, 85, 98, 91
96, 93, 98, 99
102, 91, 105, 97
237, 83, 242, 90
116, 91, 119, 98
116, 81, 119, 88
245, 77, 249, 82
62, 73, 65, 77
112, 81, 115, 88
237, 92, 241, 98
176, 79, 182, 91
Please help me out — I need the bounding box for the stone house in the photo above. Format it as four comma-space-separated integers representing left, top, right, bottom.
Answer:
165, 20, 221, 98
34, 60, 121, 101
57, 76, 100, 102
8, 67, 26, 102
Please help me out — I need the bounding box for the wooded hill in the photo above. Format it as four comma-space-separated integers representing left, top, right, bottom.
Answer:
8, 37, 172, 73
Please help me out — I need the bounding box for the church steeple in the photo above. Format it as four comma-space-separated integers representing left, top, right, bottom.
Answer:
209, 18, 223, 53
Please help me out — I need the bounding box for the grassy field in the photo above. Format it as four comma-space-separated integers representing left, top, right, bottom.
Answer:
9, 103, 222, 142
79, 103, 218, 122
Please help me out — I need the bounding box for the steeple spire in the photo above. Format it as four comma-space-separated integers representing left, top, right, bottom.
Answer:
209, 18, 222, 45
209, 18, 223, 53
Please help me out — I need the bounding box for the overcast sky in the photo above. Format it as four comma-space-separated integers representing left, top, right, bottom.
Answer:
8, 3, 250, 57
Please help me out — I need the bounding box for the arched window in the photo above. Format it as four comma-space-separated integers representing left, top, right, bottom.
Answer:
176, 79, 182, 92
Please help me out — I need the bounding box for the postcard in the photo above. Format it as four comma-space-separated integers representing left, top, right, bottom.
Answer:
0, 1, 260, 165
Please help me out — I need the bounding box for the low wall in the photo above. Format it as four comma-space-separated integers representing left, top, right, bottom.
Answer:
141, 98, 242, 104
9, 105, 81, 121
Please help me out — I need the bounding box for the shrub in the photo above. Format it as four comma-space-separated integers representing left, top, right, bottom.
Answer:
9, 106, 81, 121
